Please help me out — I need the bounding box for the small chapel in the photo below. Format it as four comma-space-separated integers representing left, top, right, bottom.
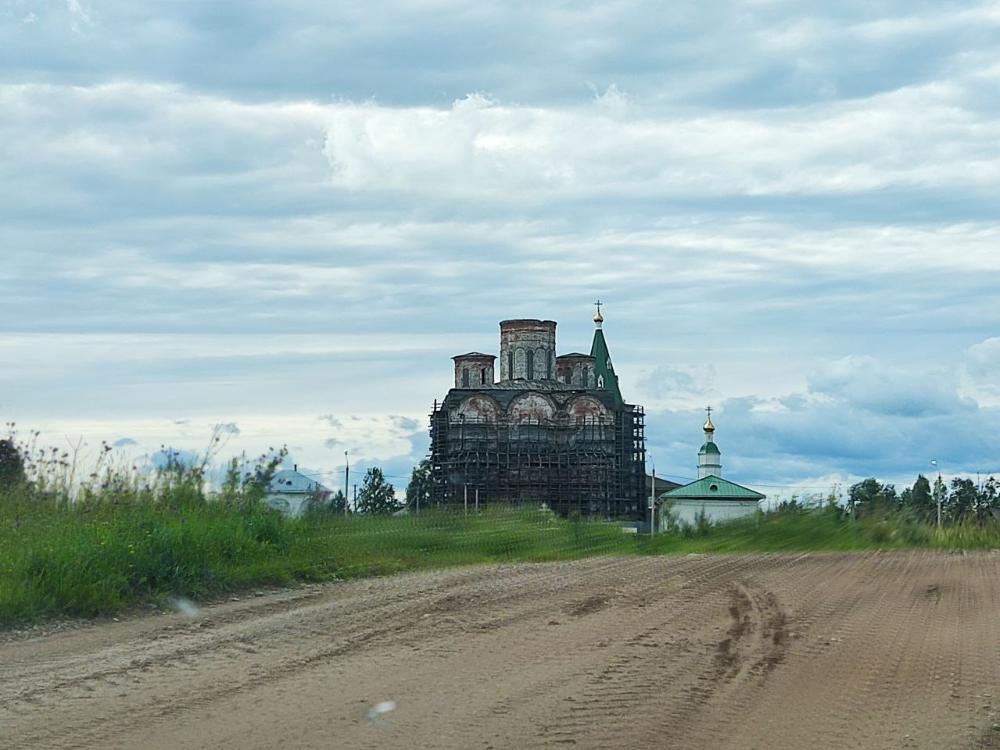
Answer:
659, 409, 765, 526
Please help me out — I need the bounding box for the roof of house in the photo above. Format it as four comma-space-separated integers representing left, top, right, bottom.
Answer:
267, 469, 329, 495
647, 475, 682, 495
661, 475, 765, 501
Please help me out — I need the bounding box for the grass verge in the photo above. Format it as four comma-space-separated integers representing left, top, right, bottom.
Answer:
0, 498, 629, 627
4, 494, 998, 629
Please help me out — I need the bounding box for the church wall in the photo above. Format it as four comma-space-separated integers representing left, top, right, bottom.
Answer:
499, 320, 557, 381
666, 499, 760, 528
453, 356, 495, 388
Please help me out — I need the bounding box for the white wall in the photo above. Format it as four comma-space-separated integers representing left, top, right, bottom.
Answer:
666, 499, 759, 528
265, 492, 312, 518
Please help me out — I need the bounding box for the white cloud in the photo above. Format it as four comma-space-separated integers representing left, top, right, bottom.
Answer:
322, 83, 1000, 199
963, 338, 1000, 406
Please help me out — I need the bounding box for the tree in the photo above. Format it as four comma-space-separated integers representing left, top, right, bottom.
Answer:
931, 475, 948, 525
356, 467, 401, 515
948, 478, 978, 523
848, 479, 897, 518
405, 459, 433, 512
0, 439, 26, 488
327, 489, 348, 514
979, 477, 999, 523
902, 475, 934, 522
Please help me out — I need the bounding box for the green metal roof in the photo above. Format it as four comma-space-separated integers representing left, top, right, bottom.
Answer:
589, 328, 624, 405
661, 475, 765, 501
699, 442, 721, 455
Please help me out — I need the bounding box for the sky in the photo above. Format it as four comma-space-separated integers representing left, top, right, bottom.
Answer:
2, 0, 1000, 502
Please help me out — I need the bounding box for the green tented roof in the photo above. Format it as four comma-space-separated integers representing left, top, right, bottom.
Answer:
589, 328, 624, 405
699, 442, 721, 455
661, 475, 765, 501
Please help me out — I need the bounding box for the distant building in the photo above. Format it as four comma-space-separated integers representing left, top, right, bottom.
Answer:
659, 411, 764, 526
429, 306, 647, 518
266, 467, 330, 517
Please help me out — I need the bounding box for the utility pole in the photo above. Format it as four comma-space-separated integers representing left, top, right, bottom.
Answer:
464, 484, 468, 516
353, 484, 358, 512
931, 460, 942, 528
649, 457, 656, 536
344, 450, 350, 516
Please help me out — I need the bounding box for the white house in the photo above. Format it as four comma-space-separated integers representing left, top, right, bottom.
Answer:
265, 466, 330, 517
659, 410, 765, 527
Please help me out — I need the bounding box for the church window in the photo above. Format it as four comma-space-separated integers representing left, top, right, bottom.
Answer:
462, 368, 470, 387
582, 366, 589, 387
598, 375, 605, 388
526, 350, 534, 380
508, 351, 514, 379
480, 368, 487, 385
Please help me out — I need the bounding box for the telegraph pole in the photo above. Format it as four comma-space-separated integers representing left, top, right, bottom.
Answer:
344, 450, 350, 516
649, 457, 656, 536
931, 460, 942, 528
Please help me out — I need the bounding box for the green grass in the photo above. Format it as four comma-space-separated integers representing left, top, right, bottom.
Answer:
639, 508, 1000, 555
3, 486, 999, 629
0, 491, 630, 627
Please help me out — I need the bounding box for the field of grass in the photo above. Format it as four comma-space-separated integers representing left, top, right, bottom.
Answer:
0, 491, 629, 627
3, 486, 999, 628
639, 507, 1000, 554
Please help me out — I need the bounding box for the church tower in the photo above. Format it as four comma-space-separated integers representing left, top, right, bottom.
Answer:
697, 407, 722, 479
589, 301, 624, 406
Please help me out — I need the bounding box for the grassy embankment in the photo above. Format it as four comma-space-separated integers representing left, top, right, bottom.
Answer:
3, 487, 999, 628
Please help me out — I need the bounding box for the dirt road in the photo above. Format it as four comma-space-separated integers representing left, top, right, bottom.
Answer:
3, 552, 999, 749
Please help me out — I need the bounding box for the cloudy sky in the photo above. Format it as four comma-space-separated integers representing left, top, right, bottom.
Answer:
3, 0, 999, 500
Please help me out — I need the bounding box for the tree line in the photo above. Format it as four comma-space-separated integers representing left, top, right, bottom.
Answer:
842, 474, 999, 525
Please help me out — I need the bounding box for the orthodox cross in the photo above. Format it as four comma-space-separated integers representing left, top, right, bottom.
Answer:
706, 406, 713, 419
594, 299, 604, 317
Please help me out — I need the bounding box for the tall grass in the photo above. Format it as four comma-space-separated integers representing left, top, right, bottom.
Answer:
639, 507, 1000, 555
4, 477, 999, 628
0, 484, 630, 627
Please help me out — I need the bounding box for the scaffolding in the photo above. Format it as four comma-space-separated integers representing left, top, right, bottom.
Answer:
429, 400, 646, 519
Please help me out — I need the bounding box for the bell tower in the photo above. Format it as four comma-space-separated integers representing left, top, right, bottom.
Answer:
697, 407, 722, 479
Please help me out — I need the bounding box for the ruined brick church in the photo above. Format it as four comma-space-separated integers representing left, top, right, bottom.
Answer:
429, 306, 647, 518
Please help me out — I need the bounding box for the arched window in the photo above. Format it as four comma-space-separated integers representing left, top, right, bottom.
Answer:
462, 368, 470, 387
526, 350, 535, 380
480, 368, 487, 385
582, 366, 590, 387
598, 374, 605, 388
508, 351, 514, 380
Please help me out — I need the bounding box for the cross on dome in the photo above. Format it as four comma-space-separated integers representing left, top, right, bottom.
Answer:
704, 406, 715, 433
594, 299, 605, 326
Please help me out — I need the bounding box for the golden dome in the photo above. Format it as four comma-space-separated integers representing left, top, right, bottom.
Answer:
703, 417, 715, 432
594, 300, 605, 326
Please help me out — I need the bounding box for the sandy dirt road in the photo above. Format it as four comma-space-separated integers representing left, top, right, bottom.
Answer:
3, 552, 999, 749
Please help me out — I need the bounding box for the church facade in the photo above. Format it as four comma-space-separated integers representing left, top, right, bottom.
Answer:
429, 308, 647, 518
